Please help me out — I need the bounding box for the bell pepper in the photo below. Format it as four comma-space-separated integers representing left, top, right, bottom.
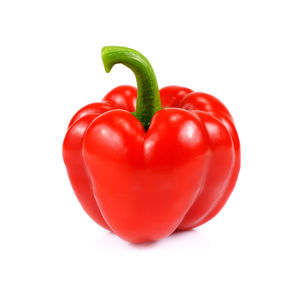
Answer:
63, 46, 240, 243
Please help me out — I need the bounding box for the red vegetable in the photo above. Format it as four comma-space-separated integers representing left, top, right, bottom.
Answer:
63, 46, 240, 243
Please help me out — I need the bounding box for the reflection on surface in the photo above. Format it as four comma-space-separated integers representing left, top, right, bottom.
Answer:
179, 120, 201, 147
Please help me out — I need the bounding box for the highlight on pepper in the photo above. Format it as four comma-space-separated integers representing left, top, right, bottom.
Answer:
62, 46, 240, 243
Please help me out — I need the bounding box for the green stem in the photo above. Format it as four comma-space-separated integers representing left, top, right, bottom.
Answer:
101, 46, 161, 129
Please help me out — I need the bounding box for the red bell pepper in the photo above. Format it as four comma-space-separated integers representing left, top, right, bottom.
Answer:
63, 46, 240, 243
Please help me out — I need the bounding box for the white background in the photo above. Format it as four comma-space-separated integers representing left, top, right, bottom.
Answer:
0, 0, 299, 293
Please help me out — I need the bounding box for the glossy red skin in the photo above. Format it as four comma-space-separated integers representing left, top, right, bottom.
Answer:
63, 85, 240, 243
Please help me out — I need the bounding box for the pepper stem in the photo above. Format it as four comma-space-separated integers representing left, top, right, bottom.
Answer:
101, 46, 161, 129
